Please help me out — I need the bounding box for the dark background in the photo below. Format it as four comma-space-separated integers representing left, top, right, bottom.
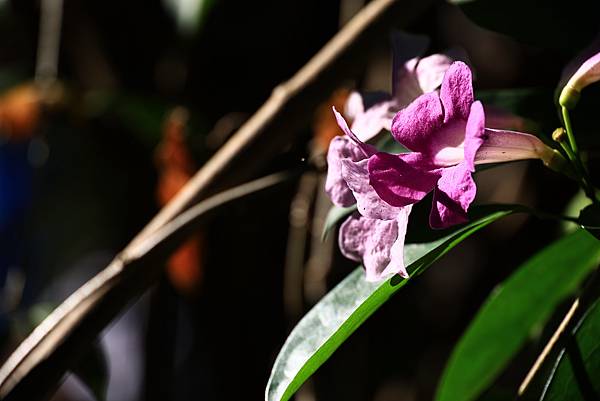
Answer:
0, 0, 598, 400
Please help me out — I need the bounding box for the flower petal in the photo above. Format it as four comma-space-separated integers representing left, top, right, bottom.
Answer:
338, 211, 411, 282
475, 128, 554, 165
393, 58, 424, 107
325, 136, 364, 207
565, 51, 600, 93
350, 100, 395, 142
416, 54, 455, 93
344, 91, 365, 121
463, 100, 486, 171
338, 213, 367, 263
391, 31, 429, 96
439, 61, 473, 123
380, 206, 412, 280
333, 106, 377, 157
390, 92, 444, 152
340, 158, 402, 220
368, 151, 441, 207
429, 162, 475, 229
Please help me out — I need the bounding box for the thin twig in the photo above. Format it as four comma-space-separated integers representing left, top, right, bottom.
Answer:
518, 299, 580, 395
518, 270, 600, 397
0, 171, 294, 400
0, 0, 433, 398
129, 0, 432, 246
35, 0, 64, 89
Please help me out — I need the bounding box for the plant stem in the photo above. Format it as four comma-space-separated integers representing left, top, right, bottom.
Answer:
562, 107, 579, 155
560, 107, 599, 204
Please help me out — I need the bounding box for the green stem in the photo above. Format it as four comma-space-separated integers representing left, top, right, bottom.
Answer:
562, 107, 579, 154
558, 140, 577, 164
560, 107, 599, 204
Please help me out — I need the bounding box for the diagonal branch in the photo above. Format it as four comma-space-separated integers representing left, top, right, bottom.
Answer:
0, 171, 295, 401
0, 0, 433, 399
130, 0, 432, 246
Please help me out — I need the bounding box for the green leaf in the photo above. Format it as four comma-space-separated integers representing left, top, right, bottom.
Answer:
321, 205, 356, 240
436, 229, 600, 401
561, 190, 591, 234
540, 297, 600, 400
579, 204, 600, 239
266, 208, 515, 401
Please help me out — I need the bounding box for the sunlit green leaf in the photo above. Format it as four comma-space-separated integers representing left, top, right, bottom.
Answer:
436, 230, 600, 401
579, 204, 600, 239
561, 190, 591, 234
266, 208, 515, 401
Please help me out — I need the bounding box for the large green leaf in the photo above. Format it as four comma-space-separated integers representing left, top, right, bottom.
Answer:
266, 208, 514, 401
540, 297, 600, 400
436, 229, 600, 401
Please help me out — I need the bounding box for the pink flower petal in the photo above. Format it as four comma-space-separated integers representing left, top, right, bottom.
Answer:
338, 210, 412, 282
340, 158, 403, 220
345, 92, 365, 121
338, 214, 367, 263
463, 101, 486, 171
368, 151, 441, 207
476, 128, 553, 165
566, 51, 600, 92
333, 106, 377, 157
416, 54, 455, 94
350, 100, 395, 142
325, 136, 365, 207
394, 58, 425, 107
390, 92, 444, 152
439, 61, 473, 123
429, 162, 476, 229
380, 206, 412, 280
391, 31, 429, 96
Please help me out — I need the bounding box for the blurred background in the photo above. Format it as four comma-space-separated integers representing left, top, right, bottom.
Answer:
0, 0, 598, 400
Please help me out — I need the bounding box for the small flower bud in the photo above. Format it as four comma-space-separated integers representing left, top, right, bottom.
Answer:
552, 127, 567, 142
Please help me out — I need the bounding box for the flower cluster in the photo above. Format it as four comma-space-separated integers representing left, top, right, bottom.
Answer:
326, 57, 561, 282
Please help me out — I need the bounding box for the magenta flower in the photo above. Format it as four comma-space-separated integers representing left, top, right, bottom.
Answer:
368, 61, 560, 229
329, 107, 412, 280
325, 52, 455, 208
339, 206, 412, 281
344, 52, 455, 143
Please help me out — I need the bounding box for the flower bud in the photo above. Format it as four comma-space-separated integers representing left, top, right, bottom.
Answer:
559, 52, 600, 109
552, 127, 567, 143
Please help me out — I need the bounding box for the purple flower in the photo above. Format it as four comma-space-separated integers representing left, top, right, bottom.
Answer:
344, 53, 455, 143
324, 42, 463, 280
329, 107, 412, 281
368, 61, 560, 229
339, 206, 412, 281
325, 52, 455, 207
